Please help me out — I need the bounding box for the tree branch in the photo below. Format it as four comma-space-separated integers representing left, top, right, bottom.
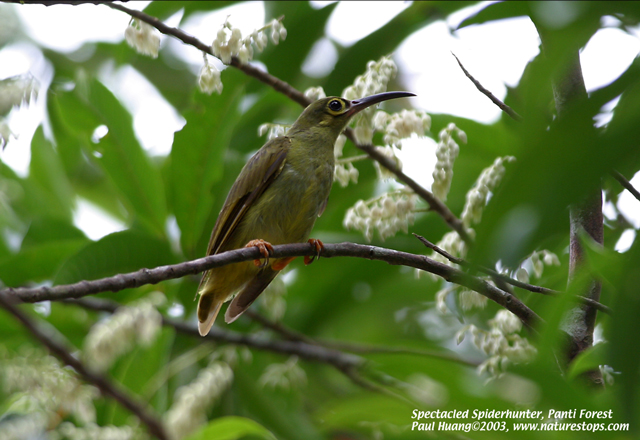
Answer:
612, 170, 640, 203
65, 297, 365, 379
451, 52, 522, 121
413, 233, 611, 314
6, 241, 540, 329
0, 293, 169, 440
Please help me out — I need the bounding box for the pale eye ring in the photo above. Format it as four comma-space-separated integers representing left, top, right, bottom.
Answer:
328, 99, 342, 112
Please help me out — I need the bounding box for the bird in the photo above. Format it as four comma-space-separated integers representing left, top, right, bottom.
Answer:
196, 91, 415, 336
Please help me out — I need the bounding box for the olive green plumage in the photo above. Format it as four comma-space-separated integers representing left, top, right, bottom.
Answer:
196, 92, 414, 336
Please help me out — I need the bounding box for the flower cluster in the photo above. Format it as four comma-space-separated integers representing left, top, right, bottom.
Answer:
124, 18, 160, 58
456, 310, 537, 377
198, 18, 287, 94
0, 74, 39, 149
431, 123, 467, 201
343, 188, 418, 241
259, 356, 307, 390
258, 122, 288, 141
434, 285, 487, 315
373, 109, 431, 149
460, 156, 515, 226
0, 74, 38, 116
83, 292, 165, 371
51, 422, 140, 440
372, 145, 403, 181
334, 160, 359, 187
0, 348, 98, 438
343, 55, 398, 145
304, 86, 326, 101
165, 362, 233, 440
212, 18, 286, 65
513, 249, 561, 283
198, 58, 223, 95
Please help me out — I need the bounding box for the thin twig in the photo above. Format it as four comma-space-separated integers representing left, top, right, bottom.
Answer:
0, 293, 169, 440
612, 170, 640, 203
413, 233, 611, 315
451, 52, 522, 121
244, 310, 317, 345
245, 309, 477, 366
7, 241, 541, 329
414, 233, 557, 294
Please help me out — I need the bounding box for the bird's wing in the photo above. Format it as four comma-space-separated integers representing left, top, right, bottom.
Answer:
205, 136, 291, 257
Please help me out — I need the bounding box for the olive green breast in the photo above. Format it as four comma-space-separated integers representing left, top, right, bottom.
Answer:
229, 133, 335, 248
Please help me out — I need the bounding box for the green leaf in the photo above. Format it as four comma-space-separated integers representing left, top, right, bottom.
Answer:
0, 239, 88, 286
261, 2, 337, 84
457, 1, 532, 29
54, 229, 175, 285
26, 126, 74, 221
183, 416, 278, 440
168, 70, 247, 257
567, 342, 606, 380
50, 77, 167, 235
143, 1, 238, 22
21, 216, 86, 248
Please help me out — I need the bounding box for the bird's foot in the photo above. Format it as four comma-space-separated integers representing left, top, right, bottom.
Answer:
245, 239, 274, 268
304, 238, 324, 265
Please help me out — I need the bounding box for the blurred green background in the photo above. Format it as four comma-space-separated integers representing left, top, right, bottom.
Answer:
0, 1, 639, 439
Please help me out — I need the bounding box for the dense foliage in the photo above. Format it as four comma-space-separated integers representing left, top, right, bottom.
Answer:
1, 2, 640, 440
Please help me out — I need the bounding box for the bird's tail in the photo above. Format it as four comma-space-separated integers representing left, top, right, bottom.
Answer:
225, 267, 278, 323
197, 293, 223, 336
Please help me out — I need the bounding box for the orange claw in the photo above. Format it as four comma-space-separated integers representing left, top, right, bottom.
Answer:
245, 239, 274, 268
304, 239, 324, 265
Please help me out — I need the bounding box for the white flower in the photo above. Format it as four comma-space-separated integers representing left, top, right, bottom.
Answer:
431, 123, 466, 201
304, 86, 326, 101
124, 19, 160, 58
0, 74, 39, 116
459, 289, 488, 311
344, 188, 418, 241
343, 55, 398, 144
460, 156, 515, 226
165, 362, 233, 440
83, 293, 164, 371
373, 145, 402, 180
259, 356, 306, 390
198, 62, 223, 95
258, 122, 288, 140
375, 109, 431, 148
490, 310, 522, 334
334, 162, 359, 187
456, 310, 535, 378
0, 119, 13, 149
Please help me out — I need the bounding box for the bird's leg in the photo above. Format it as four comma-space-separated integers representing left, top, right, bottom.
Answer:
245, 239, 274, 268
304, 238, 324, 265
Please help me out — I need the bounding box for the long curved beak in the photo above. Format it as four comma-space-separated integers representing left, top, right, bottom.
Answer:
347, 91, 416, 117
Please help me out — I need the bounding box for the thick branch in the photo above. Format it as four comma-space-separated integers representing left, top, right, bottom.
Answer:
6, 242, 540, 329
0, 293, 169, 440
538, 29, 603, 385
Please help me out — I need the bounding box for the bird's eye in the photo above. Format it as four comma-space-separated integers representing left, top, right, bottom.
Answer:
328, 99, 343, 112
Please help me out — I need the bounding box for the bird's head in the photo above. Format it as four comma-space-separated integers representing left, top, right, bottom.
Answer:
290, 91, 415, 139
